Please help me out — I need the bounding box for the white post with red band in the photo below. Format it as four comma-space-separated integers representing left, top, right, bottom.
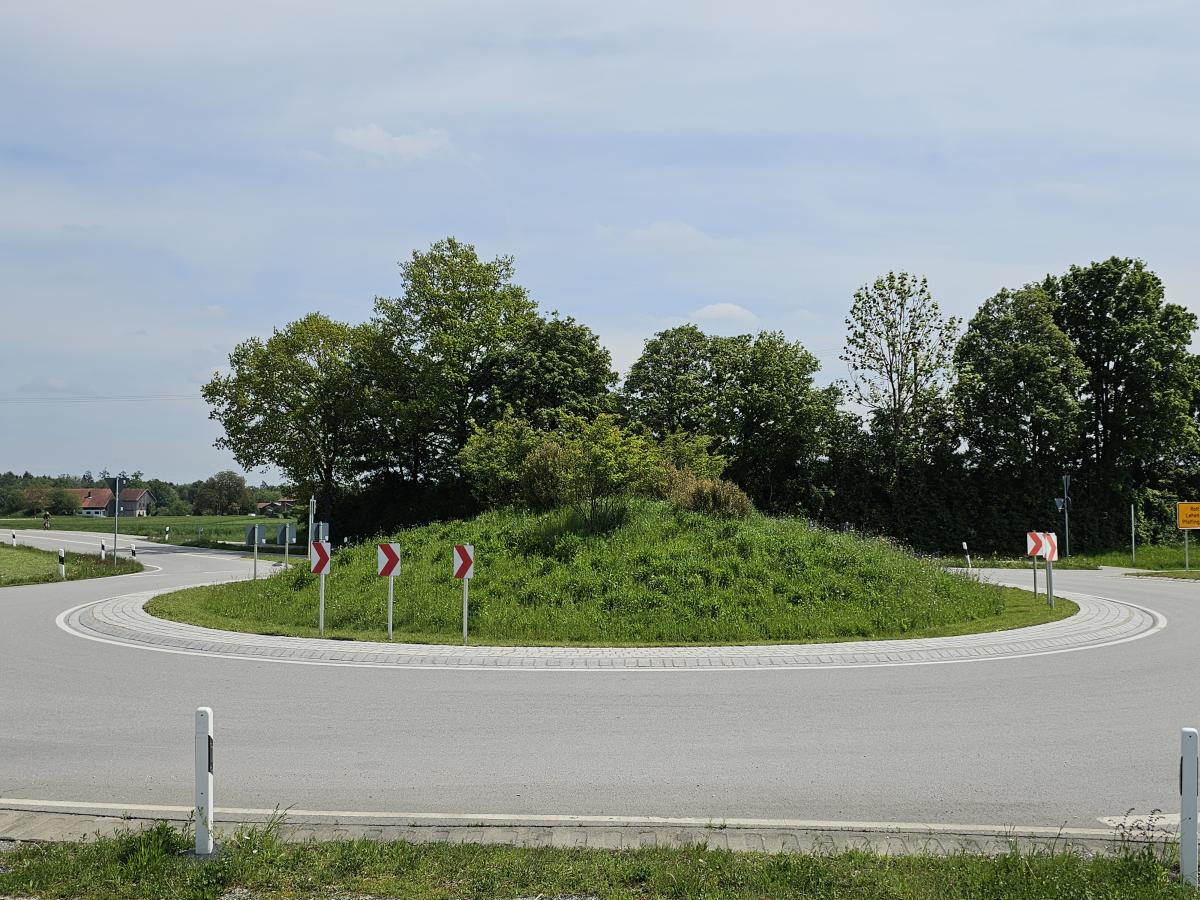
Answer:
454, 544, 474, 644
377, 543, 401, 640
311, 540, 331, 635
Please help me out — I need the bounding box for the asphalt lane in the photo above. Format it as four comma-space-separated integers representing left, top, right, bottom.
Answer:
1, 530, 1195, 828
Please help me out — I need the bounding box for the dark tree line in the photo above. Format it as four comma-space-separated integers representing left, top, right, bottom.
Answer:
204, 239, 1200, 553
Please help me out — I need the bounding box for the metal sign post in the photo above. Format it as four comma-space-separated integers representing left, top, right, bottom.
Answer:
1046, 556, 1054, 609
377, 543, 401, 639
453, 544, 475, 644
311, 540, 331, 635
1032, 555, 1038, 596
112, 474, 121, 565
1062, 474, 1071, 558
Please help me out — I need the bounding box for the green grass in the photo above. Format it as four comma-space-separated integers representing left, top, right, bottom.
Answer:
0, 514, 296, 547
964, 542, 1197, 572
0, 543, 142, 586
0, 821, 1191, 899
1130, 569, 1200, 580
147, 501, 1074, 646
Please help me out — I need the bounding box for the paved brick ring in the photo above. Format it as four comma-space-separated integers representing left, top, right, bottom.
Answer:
56, 581, 1165, 671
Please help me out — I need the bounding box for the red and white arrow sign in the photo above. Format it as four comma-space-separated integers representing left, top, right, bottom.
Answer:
310, 540, 331, 575
1026, 531, 1059, 562
377, 543, 401, 577
453, 543, 474, 580
1026, 531, 1044, 557
1042, 532, 1058, 562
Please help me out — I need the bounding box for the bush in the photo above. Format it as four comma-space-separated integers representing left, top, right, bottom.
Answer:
669, 474, 754, 519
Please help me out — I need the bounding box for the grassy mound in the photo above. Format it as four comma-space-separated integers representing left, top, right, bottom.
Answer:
0, 543, 142, 586
148, 501, 1072, 645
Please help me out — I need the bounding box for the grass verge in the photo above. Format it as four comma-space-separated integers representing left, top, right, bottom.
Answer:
148, 501, 1075, 646
963, 544, 1195, 572
0, 543, 142, 587
0, 822, 1190, 900
1130, 569, 1200, 580
0, 514, 296, 546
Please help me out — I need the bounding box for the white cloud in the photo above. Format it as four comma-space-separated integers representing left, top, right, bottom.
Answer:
692, 302, 756, 323
332, 124, 452, 161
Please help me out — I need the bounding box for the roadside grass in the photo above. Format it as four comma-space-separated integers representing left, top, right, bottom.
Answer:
0, 543, 142, 587
964, 543, 1193, 572
148, 501, 1074, 646
0, 514, 296, 547
0, 821, 1191, 899
1131, 569, 1200, 580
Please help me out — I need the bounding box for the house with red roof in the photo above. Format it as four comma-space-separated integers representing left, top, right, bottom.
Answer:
65, 487, 155, 517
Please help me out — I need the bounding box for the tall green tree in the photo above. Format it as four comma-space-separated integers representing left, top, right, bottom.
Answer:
1047, 257, 1200, 545
622, 325, 719, 437
193, 471, 252, 515
202, 313, 371, 518
709, 331, 843, 513
841, 272, 959, 481
370, 238, 539, 482
955, 285, 1085, 475
479, 313, 616, 427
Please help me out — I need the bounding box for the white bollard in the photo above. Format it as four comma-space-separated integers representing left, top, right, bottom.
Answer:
195, 707, 214, 856
58, 548, 66, 580
100, 540, 106, 562
1183, 728, 1198, 885
10, 531, 14, 547
131, 545, 137, 560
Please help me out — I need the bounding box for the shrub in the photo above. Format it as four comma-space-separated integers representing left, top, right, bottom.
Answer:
670, 475, 754, 519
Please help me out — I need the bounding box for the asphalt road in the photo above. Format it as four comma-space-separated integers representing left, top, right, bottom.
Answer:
1, 529, 1195, 828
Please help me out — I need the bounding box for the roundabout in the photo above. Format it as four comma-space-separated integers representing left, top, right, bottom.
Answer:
62, 582, 1160, 671
0, 529, 1193, 836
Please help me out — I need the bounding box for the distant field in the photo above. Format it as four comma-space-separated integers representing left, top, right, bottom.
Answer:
0, 543, 142, 586
0, 514, 297, 546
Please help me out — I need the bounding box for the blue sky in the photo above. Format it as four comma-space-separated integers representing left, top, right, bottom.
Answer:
2, 1, 1197, 482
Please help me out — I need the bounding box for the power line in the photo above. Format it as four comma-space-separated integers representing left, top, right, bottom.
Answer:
0, 395, 204, 404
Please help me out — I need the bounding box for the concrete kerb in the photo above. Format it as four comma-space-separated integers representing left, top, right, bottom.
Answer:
56, 581, 1166, 671
0, 802, 1163, 857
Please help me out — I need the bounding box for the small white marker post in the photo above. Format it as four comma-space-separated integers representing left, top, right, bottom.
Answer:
100, 540, 106, 562
165, 525, 170, 544
58, 548, 65, 580
1046, 556, 1054, 609
1182, 728, 1198, 886
10, 531, 15, 547
131, 545, 136, 561
194, 707, 214, 857
961, 541, 971, 573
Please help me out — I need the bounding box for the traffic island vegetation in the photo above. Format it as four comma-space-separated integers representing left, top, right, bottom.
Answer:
0, 543, 142, 587
147, 501, 1074, 646
0, 821, 1191, 899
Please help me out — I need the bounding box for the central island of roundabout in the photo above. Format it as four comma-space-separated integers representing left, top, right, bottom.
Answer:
61, 502, 1164, 669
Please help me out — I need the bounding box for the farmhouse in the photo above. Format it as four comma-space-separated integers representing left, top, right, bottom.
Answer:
65, 487, 155, 517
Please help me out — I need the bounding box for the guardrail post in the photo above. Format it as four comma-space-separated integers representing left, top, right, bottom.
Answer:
195, 707, 214, 856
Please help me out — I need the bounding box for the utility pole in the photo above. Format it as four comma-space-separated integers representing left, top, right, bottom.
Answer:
1062, 473, 1071, 558
112, 474, 121, 565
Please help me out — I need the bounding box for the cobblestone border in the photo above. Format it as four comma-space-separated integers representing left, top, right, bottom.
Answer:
0, 802, 1153, 857
57, 581, 1165, 671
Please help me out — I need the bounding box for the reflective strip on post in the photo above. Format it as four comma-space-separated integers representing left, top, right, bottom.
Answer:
1183, 728, 1198, 886
195, 707, 214, 856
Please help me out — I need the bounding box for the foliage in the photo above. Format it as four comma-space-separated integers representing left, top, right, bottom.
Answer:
202, 312, 371, 520
841, 272, 959, 478
148, 500, 1071, 646
192, 470, 253, 515
1, 822, 1188, 900
0, 543, 142, 586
